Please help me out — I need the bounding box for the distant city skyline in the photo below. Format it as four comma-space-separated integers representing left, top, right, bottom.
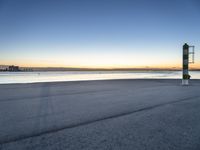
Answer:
0, 0, 200, 69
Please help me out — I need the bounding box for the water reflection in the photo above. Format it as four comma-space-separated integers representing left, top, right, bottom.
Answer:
0, 71, 200, 84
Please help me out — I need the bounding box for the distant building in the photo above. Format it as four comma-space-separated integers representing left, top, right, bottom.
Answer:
0, 66, 7, 71
8, 65, 20, 71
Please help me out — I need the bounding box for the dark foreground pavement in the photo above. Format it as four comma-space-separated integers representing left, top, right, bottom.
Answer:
0, 79, 200, 150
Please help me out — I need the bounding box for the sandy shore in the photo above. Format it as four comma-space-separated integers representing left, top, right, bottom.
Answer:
0, 79, 200, 150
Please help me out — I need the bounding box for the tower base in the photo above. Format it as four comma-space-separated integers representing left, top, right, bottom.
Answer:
182, 79, 189, 85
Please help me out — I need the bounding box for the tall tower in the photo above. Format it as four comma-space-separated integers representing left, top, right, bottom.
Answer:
182, 43, 189, 85
182, 43, 194, 85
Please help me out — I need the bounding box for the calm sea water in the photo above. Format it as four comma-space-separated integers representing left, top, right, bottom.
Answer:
0, 71, 200, 84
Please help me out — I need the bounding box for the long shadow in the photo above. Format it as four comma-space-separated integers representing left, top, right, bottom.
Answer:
1, 94, 200, 145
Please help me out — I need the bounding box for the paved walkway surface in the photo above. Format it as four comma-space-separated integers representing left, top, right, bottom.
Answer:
0, 79, 200, 150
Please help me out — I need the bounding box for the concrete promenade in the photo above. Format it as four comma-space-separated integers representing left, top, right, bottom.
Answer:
0, 79, 200, 150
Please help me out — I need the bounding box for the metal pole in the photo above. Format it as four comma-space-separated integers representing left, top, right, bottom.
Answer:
182, 43, 190, 85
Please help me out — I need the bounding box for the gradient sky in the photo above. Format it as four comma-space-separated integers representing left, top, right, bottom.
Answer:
0, 0, 200, 68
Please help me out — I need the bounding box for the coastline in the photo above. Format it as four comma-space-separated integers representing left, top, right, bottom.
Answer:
1, 70, 200, 84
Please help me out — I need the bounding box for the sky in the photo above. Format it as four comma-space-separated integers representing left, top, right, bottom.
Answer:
0, 0, 200, 69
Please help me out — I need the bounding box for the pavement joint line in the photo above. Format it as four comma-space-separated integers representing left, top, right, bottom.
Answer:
0, 89, 116, 102
0, 84, 188, 102
0, 95, 200, 145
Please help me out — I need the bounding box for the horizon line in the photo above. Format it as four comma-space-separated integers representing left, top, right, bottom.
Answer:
1, 64, 200, 71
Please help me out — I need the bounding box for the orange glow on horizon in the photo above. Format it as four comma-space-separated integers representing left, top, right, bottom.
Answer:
1, 54, 200, 69
0, 61, 193, 69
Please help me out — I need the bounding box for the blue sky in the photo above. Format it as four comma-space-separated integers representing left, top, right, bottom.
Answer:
0, 0, 200, 68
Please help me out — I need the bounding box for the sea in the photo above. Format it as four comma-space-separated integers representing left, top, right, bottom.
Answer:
0, 71, 200, 84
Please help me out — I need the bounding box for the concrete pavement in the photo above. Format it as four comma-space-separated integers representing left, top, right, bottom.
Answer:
0, 79, 200, 150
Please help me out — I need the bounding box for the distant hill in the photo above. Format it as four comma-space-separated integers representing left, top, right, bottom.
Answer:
20, 67, 182, 71
1, 65, 200, 71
